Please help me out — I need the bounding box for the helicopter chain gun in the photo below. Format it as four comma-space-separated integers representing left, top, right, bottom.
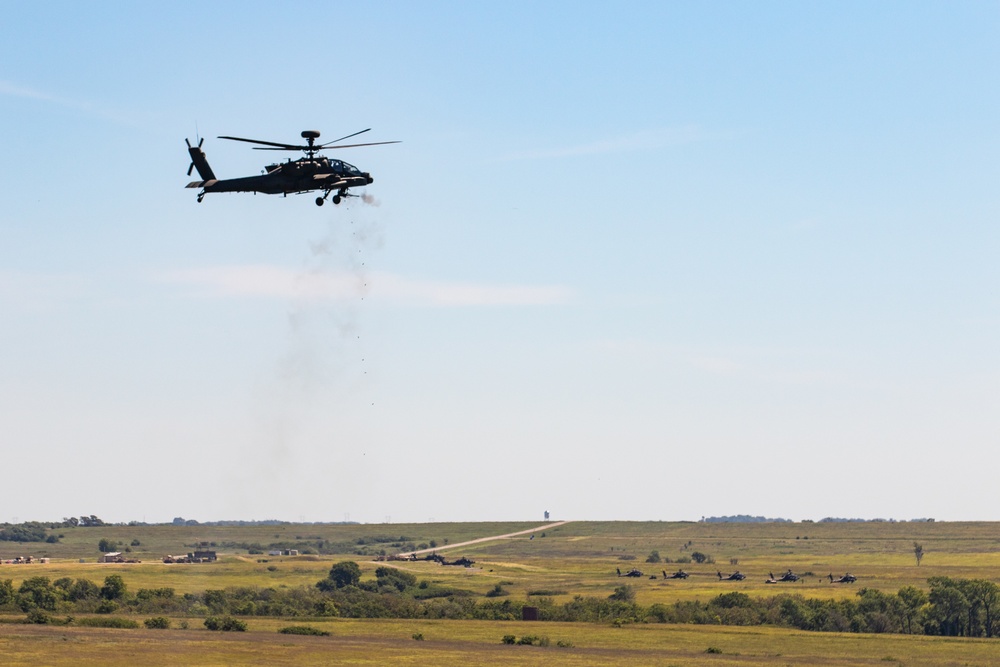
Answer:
185, 129, 398, 206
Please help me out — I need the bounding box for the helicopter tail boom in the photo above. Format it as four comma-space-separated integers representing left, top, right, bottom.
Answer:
185, 138, 217, 181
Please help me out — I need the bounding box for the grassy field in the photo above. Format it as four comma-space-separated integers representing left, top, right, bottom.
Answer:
2, 618, 1000, 666
2, 520, 999, 664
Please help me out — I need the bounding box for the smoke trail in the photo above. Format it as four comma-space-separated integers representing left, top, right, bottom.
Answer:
234, 213, 385, 517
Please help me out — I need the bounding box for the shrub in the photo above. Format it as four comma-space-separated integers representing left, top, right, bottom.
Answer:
100, 575, 127, 600
502, 634, 516, 645
26, 609, 50, 624
412, 632, 424, 640
646, 550, 661, 563
324, 561, 361, 589
76, 617, 139, 629
485, 584, 507, 598
279, 625, 330, 636
705, 646, 723, 654
609, 585, 636, 602
144, 617, 170, 629
204, 616, 247, 632
95, 600, 119, 614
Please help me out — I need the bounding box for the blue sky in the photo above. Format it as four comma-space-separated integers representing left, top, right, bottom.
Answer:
1, 2, 997, 523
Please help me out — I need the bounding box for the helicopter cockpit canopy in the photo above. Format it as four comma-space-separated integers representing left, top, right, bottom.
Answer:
329, 159, 363, 176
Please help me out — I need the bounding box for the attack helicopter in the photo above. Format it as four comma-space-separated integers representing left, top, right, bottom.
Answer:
185, 129, 398, 206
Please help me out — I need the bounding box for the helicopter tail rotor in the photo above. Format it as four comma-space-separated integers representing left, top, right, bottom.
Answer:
185, 137, 216, 181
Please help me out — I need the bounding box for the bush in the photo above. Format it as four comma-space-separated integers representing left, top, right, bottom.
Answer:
76, 616, 140, 629
95, 600, 119, 614
144, 617, 170, 629
26, 609, 50, 624
412, 632, 424, 640
502, 634, 516, 644
279, 625, 330, 636
645, 550, 661, 563
609, 585, 636, 602
101, 575, 127, 600
324, 561, 361, 589
204, 616, 247, 632
517, 635, 539, 645
691, 552, 709, 564
485, 584, 507, 598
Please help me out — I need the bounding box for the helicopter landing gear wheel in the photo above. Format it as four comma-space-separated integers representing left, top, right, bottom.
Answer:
332, 195, 342, 205
197, 194, 204, 203
315, 197, 325, 207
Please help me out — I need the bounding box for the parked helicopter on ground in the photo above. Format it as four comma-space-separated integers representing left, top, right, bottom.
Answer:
185, 129, 398, 206
829, 572, 858, 583
717, 570, 746, 581
663, 570, 690, 579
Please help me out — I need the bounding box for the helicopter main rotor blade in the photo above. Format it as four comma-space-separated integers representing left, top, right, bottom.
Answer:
319, 128, 370, 147
217, 135, 302, 149
251, 141, 401, 151
253, 141, 402, 151
316, 140, 402, 150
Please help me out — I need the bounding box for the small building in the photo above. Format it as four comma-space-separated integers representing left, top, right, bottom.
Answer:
100, 552, 125, 563
283, 549, 299, 556
192, 550, 217, 562
268, 550, 283, 557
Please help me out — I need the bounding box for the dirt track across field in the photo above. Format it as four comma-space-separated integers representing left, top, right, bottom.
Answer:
395, 521, 572, 558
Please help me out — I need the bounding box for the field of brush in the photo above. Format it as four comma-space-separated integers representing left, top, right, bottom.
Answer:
2, 520, 999, 665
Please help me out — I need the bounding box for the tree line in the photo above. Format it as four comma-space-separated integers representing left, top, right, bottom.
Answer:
2, 564, 996, 638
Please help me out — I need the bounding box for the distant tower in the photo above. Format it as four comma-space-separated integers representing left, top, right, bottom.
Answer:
544, 510, 550, 520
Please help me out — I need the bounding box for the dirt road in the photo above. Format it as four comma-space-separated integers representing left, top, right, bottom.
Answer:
395, 521, 572, 558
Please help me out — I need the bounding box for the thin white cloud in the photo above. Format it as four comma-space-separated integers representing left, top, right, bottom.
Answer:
0, 270, 88, 309
497, 125, 704, 161
157, 265, 573, 307
0, 80, 135, 125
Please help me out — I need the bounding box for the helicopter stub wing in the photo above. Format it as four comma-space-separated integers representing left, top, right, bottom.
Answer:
312, 175, 369, 188
186, 179, 218, 188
